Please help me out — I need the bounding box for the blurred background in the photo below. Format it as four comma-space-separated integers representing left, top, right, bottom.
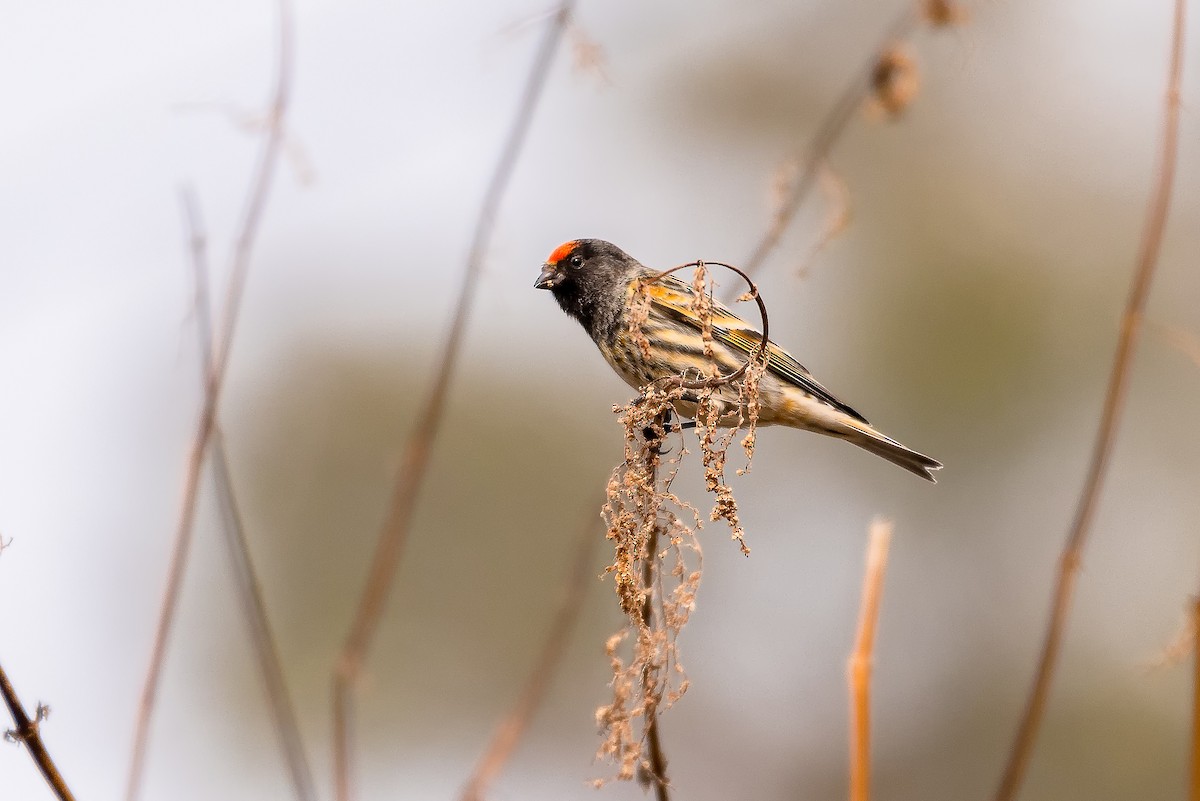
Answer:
2, 1, 1199, 799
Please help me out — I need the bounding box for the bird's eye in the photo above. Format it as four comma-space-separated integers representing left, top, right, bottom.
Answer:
569, 254, 584, 268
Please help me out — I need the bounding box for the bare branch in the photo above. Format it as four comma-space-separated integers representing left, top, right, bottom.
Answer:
126, 3, 294, 799
330, 5, 576, 799
993, 2, 1188, 798
848, 518, 893, 801
1, 661, 76, 801
742, 7, 918, 278
638, 437, 670, 801
180, 187, 317, 801
640, 560, 671, 801
459, 507, 601, 801
795, 163, 852, 279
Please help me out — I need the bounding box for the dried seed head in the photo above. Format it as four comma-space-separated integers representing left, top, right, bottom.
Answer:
867, 45, 920, 120
595, 261, 766, 783
920, 0, 969, 27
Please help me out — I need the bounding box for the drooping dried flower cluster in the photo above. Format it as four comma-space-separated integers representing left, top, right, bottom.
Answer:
594, 262, 767, 784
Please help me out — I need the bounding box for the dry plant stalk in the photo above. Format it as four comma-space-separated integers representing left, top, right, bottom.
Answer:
743, 7, 915, 278
594, 263, 768, 788
0, 661, 76, 801
127, 4, 293, 800
459, 507, 602, 801
180, 188, 316, 801
330, 5, 575, 800
744, 1, 967, 279
994, 1, 1189, 798
796, 162, 852, 279
848, 519, 894, 801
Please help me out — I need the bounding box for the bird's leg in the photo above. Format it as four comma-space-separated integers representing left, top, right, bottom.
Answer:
641, 408, 697, 443
642, 408, 674, 444
642, 411, 670, 456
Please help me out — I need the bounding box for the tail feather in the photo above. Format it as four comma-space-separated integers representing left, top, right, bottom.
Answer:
770, 391, 942, 482
838, 418, 942, 482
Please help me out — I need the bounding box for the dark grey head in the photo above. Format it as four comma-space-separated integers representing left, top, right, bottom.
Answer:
534, 239, 642, 342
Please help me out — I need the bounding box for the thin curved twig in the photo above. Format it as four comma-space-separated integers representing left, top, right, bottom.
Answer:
126, 4, 294, 800
638, 435, 670, 801
993, 2, 1188, 798
1, 661, 76, 801
742, 6, 918, 278
459, 508, 602, 801
181, 188, 317, 801
330, 5, 575, 800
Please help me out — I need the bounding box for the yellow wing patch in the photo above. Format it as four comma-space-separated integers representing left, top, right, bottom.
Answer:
642, 273, 868, 423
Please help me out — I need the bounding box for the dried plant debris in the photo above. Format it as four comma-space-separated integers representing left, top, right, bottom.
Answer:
867, 44, 920, 120
568, 23, 610, 85
594, 262, 766, 782
920, 0, 969, 27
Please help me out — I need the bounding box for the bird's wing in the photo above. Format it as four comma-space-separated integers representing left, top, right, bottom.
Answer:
643, 274, 869, 424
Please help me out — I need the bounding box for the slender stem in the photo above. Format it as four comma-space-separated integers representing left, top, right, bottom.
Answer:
742, 7, 918, 279
125, 4, 294, 800
0, 661, 76, 801
638, 429, 670, 801
993, 2, 1188, 798
848, 519, 892, 801
330, 5, 575, 800
180, 187, 317, 801
459, 507, 601, 801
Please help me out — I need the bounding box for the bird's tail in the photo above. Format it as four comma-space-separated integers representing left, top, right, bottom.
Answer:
835, 417, 942, 482
775, 394, 942, 482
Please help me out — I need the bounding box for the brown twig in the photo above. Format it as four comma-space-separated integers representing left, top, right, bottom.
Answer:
742, 6, 918, 278
1192, 596, 1200, 801
0, 661, 76, 801
181, 188, 317, 801
796, 163, 852, 279
459, 507, 602, 801
848, 519, 893, 801
993, 2, 1188, 798
330, 5, 575, 800
125, 4, 293, 800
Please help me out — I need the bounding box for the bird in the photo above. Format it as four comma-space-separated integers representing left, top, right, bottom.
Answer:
534, 238, 942, 482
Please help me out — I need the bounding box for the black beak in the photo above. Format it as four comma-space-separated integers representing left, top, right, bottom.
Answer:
534, 264, 560, 290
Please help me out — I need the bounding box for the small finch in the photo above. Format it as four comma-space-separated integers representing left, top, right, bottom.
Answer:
534, 239, 942, 482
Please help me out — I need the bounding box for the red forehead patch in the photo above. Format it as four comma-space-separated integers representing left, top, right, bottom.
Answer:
547, 240, 577, 264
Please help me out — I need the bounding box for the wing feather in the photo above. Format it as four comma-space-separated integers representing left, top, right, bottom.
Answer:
643, 275, 869, 424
